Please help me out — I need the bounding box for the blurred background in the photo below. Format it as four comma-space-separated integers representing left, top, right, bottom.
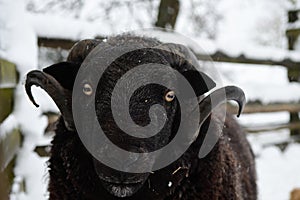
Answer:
0, 0, 300, 199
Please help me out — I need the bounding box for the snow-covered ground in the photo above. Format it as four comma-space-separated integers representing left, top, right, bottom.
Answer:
1, 0, 300, 200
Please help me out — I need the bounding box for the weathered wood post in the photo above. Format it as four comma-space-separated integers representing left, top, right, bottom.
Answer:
287, 9, 300, 81
155, 0, 180, 29
0, 58, 21, 200
286, 9, 300, 136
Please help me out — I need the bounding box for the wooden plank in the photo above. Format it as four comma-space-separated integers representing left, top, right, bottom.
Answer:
38, 37, 76, 49
286, 10, 300, 80
263, 135, 300, 151
288, 9, 300, 23
0, 59, 17, 123
286, 28, 300, 51
286, 28, 300, 38
0, 129, 21, 172
196, 50, 300, 70
0, 158, 16, 200
34, 145, 51, 157
36, 37, 300, 70
227, 102, 300, 114
245, 122, 300, 134
0, 89, 14, 123
155, 0, 180, 29
0, 59, 17, 88
38, 36, 105, 50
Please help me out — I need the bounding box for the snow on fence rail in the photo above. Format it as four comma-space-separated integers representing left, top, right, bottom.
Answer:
38, 36, 300, 70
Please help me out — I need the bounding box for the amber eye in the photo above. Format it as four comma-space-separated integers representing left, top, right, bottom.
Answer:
165, 90, 175, 102
83, 83, 93, 96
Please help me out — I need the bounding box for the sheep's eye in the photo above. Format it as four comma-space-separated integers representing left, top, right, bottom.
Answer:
164, 90, 175, 102
83, 83, 93, 96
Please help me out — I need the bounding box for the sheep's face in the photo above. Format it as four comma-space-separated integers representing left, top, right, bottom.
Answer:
71, 44, 218, 197
92, 63, 181, 197
71, 48, 183, 197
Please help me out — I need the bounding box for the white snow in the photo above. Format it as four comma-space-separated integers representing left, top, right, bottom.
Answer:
24, 0, 300, 63
134, 29, 300, 65
28, 13, 101, 40
256, 144, 300, 200
287, 21, 300, 30
0, 0, 38, 75
0, 115, 19, 140
0, 0, 300, 200
216, 0, 288, 48
26, 0, 160, 40
217, 62, 300, 103
239, 112, 300, 200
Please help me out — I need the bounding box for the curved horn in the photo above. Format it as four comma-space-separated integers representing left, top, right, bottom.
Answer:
67, 39, 102, 63
158, 43, 200, 69
25, 70, 75, 130
159, 44, 245, 117
197, 86, 246, 127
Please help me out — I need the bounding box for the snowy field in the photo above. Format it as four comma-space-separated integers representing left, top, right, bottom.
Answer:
1, 0, 300, 199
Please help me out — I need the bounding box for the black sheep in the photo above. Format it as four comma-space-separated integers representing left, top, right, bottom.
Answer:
25, 35, 257, 200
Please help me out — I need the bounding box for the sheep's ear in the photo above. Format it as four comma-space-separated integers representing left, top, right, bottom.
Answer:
43, 61, 81, 91
182, 70, 216, 97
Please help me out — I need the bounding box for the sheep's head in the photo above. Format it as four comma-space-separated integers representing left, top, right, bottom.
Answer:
25, 36, 245, 197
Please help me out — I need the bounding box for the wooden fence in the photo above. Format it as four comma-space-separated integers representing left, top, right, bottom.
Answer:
36, 33, 300, 153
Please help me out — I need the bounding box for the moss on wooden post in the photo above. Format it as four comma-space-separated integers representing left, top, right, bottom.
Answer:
0, 89, 14, 123
0, 59, 18, 88
288, 68, 300, 82
0, 59, 17, 123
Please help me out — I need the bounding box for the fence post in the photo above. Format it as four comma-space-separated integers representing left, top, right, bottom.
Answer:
0, 58, 21, 200
286, 9, 300, 136
155, 0, 180, 29
287, 9, 300, 81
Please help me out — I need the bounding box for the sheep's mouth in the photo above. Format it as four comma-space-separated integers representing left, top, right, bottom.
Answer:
97, 172, 148, 197
93, 157, 150, 197
101, 179, 145, 197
